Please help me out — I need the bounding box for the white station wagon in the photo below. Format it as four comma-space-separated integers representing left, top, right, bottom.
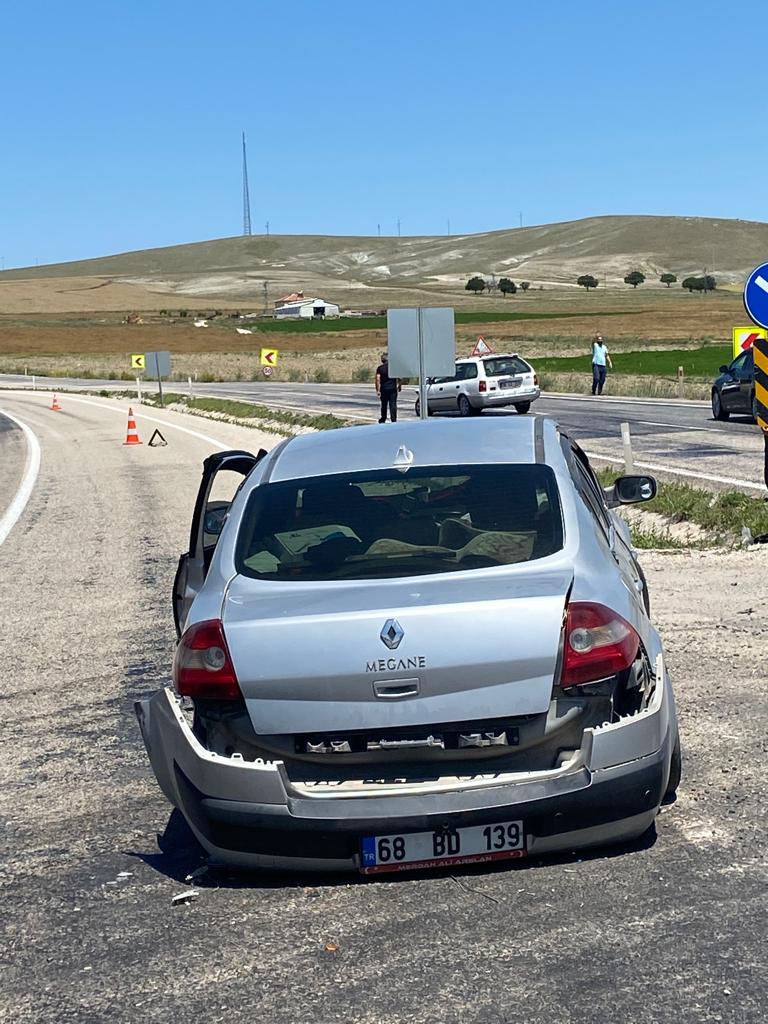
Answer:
415, 354, 541, 417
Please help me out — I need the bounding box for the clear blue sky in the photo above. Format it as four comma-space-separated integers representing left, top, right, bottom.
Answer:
1, 0, 766, 268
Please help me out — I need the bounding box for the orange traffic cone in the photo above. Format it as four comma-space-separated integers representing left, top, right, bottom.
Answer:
50, 394, 61, 411
123, 407, 142, 445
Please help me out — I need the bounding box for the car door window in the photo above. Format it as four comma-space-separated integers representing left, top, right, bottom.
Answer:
733, 351, 754, 381
562, 440, 612, 541
454, 363, 478, 380
204, 469, 251, 548
729, 352, 750, 379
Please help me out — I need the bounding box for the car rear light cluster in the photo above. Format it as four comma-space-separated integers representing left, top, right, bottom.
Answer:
173, 619, 242, 700
561, 602, 640, 687
534, 374, 539, 386
478, 380, 487, 392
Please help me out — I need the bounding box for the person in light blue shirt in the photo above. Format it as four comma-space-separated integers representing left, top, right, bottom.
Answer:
591, 334, 613, 395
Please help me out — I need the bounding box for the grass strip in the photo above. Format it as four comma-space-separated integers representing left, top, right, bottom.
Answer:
535, 345, 731, 377
242, 309, 637, 333
597, 468, 768, 539
138, 392, 345, 431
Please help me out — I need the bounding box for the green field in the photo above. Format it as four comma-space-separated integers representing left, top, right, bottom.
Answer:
535, 345, 733, 377
243, 309, 636, 334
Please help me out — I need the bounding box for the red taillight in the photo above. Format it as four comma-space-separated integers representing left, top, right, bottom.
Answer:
478, 380, 487, 392
173, 619, 241, 700
534, 374, 539, 386
561, 602, 640, 687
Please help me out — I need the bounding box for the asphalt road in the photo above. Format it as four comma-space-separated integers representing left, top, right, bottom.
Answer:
2, 392, 767, 1024
2, 374, 765, 490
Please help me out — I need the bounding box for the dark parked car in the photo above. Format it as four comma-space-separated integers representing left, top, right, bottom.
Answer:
711, 350, 759, 421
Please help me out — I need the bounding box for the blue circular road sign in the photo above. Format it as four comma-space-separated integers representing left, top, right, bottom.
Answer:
743, 262, 768, 329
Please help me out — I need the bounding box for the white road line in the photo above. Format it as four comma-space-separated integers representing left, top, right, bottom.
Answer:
1, 392, 230, 450
635, 419, 734, 435
586, 450, 765, 491
0, 410, 42, 547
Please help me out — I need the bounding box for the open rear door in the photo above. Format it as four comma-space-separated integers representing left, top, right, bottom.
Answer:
172, 448, 265, 636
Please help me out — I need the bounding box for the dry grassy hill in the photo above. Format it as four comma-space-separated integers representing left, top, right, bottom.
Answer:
1, 214, 765, 314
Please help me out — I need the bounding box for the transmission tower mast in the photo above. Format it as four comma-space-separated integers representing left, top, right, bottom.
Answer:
242, 131, 252, 236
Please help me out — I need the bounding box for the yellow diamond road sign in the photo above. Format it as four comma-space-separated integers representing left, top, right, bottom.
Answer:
754, 335, 768, 430
732, 326, 767, 360
130, 353, 146, 370
260, 348, 279, 366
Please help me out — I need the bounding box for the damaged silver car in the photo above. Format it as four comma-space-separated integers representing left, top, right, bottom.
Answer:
136, 418, 680, 873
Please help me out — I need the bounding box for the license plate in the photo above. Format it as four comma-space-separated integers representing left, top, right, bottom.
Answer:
360, 820, 526, 874
500, 378, 522, 389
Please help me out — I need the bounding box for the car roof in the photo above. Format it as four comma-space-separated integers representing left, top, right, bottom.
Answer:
265, 417, 558, 483
456, 352, 524, 363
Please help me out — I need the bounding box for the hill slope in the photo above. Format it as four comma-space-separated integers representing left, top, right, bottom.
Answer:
0, 215, 764, 313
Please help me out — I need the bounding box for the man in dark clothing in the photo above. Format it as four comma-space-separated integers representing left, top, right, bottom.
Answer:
375, 352, 400, 423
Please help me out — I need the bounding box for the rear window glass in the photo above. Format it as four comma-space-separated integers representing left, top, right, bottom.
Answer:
235, 464, 563, 582
483, 356, 529, 377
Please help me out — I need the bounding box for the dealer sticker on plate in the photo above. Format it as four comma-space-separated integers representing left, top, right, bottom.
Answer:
360, 820, 526, 874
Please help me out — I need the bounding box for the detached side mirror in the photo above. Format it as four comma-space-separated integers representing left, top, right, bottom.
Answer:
719, 365, 729, 374
609, 475, 657, 505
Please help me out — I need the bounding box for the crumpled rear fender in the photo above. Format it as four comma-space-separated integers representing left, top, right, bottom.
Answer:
134, 689, 288, 809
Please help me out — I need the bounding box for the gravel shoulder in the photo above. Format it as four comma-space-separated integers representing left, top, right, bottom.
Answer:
1, 394, 767, 1024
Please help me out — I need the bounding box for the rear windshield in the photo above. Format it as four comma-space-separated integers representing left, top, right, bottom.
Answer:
235, 464, 563, 582
483, 356, 529, 377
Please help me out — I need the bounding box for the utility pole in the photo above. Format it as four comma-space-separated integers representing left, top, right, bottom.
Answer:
519, 212, 523, 229
397, 218, 401, 238
263, 280, 269, 315
377, 223, 381, 237
242, 132, 252, 236
265, 220, 270, 236
447, 218, 451, 236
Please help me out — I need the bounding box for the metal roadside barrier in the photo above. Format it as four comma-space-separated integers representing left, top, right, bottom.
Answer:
754, 336, 768, 430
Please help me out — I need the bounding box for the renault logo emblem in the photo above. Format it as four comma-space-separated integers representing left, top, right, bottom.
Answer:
380, 619, 404, 650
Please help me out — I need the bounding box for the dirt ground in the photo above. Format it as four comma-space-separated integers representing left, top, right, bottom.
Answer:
0, 289, 746, 389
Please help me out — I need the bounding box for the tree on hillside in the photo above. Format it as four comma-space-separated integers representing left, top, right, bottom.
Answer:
498, 277, 517, 296
520, 281, 531, 291
624, 271, 645, 288
465, 276, 486, 294
681, 275, 717, 293
660, 273, 677, 288
577, 274, 599, 291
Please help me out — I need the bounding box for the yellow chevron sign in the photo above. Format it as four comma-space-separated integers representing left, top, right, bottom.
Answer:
754, 335, 768, 430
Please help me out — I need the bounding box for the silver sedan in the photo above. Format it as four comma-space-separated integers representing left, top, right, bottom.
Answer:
136, 417, 680, 874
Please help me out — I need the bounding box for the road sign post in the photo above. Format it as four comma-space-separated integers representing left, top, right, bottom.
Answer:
387, 308, 456, 421
144, 351, 171, 408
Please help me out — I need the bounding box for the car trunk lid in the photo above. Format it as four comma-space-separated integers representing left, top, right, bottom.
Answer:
223, 569, 572, 735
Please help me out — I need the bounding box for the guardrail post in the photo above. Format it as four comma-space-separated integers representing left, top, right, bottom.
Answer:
32, 375, 36, 391
188, 376, 193, 402
136, 377, 142, 404
621, 421, 634, 474
677, 366, 684, 399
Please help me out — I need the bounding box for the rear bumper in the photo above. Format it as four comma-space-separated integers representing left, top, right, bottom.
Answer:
135, 663, 675, 873
475, 386, 540, 409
